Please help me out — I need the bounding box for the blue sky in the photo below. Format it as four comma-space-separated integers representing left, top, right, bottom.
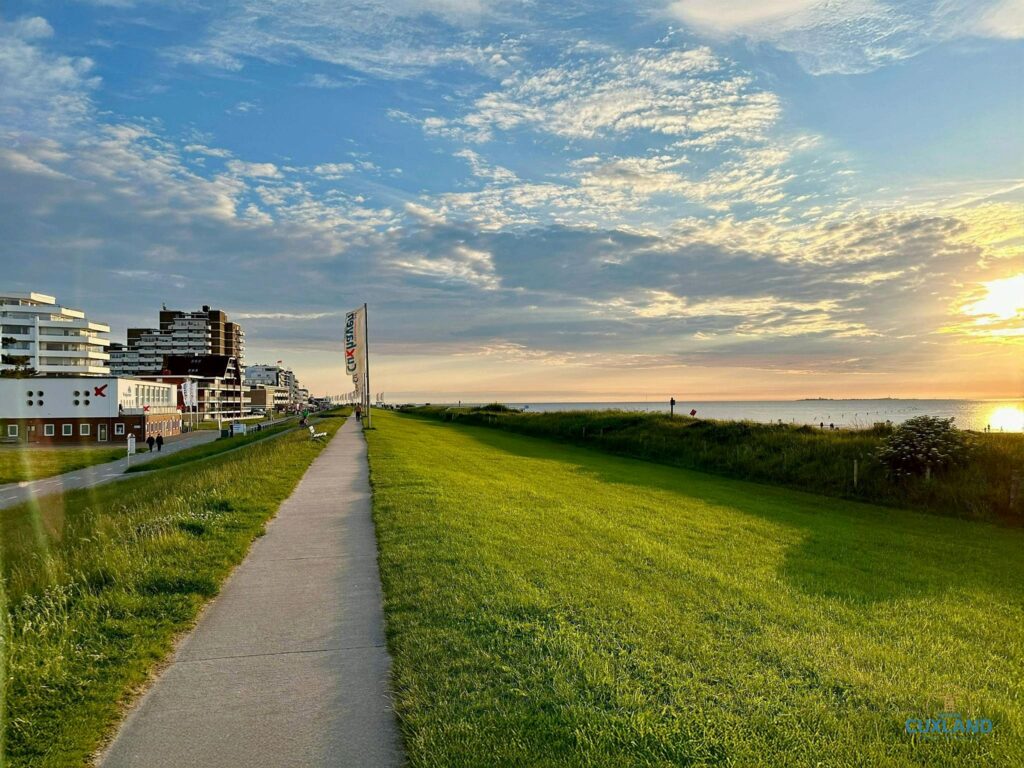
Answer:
1, 0, 1021, 400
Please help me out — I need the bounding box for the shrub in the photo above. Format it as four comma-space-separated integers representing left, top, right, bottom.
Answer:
877, 416, 971, 480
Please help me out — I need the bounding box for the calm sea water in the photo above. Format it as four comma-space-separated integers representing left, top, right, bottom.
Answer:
493, 400, 1024, 432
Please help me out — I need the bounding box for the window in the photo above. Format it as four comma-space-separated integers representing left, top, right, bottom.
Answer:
80, 424, 91, 436
44, 424, 55, 437
62, 424, 73, 436
115, 423, 125, 436
6, 424, 17, 438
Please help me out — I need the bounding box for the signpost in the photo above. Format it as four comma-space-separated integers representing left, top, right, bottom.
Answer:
126, 433, 136, 467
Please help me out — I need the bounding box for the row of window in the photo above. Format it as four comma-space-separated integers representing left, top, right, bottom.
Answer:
6, 423, 127, 438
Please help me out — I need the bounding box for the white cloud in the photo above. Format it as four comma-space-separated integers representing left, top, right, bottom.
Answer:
184, 143, 233, 158
173, 0, 518, 80
234, 310, 342, 320
972, 0, 1024, 38
0, 16, 100, 134
394, 244, 500, 289
454, 148, 517, 182
227, 159, 281, 178
423, 45, 780, 145
312, 162, 356, 179
666, 0, 1024, 75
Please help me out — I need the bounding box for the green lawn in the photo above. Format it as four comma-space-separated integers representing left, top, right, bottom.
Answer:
0, 446, 128, 485
367, 410, 1024, 767
125, 419, 296, 472
1, 419, 343, 768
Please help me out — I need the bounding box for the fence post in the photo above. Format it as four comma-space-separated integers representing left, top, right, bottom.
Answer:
853, 459, 858, 489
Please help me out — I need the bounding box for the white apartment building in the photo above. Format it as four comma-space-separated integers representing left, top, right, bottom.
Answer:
0, 292, 111, 376
245, 364, 302, 406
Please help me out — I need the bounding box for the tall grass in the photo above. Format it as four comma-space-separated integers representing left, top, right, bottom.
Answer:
403, 406, 1024, 521
0, 419, 342, 768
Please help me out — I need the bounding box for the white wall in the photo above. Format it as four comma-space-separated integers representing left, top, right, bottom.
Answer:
0, 377, 175, 419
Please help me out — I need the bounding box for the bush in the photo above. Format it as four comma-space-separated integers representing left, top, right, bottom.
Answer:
877, 416, 971, 480
474, 403, 516, 413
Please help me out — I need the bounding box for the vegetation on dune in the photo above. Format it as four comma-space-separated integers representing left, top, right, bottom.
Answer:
0, 420, 342, 768
402, 406, 1024, 521
0, 447, 127, 485
368, 411, 1024, 767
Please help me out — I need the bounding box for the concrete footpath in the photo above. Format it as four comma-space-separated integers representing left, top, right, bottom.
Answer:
100, 416, 404, 768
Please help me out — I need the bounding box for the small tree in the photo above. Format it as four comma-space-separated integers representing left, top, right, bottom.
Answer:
877, 416, 971, 480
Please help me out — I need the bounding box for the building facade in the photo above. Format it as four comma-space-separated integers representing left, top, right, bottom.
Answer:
1, 292, 111, 376
145, 355, 248, 421
245, 364, 303, 407
0, 377, 180, 444
110, 305, 245, 376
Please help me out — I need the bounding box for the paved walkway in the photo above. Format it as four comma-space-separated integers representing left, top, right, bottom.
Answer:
100, 417, 404, 768
0, 430, 220, 510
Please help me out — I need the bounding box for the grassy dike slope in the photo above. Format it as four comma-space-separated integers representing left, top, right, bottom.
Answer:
0, 447, 127, 485
1, 417, 343, 768
367, 411, 1024, 767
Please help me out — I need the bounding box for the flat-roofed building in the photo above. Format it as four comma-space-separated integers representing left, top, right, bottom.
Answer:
1, 292, 110, 376
110, 305, 244, 376
0, 376, 180, 444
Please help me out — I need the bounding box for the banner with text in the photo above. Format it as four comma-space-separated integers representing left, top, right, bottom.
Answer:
345, 305, 367, 404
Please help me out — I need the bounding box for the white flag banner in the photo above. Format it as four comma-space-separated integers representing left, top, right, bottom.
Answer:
344, 307, 368, 405
344, 306, 366, 392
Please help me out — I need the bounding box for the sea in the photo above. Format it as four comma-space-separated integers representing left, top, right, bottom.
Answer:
491, 400, 1024, 433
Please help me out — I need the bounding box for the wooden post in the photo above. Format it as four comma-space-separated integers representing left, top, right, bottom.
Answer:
853, 459, 858, 489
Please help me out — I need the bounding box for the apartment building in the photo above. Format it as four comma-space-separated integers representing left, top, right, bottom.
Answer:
245, 364, 303, 407
110, 305, 244, 376
143, 355, 248, 421
0, 292, 111, 376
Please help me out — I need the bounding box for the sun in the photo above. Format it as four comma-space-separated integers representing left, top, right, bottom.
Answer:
964, 274, 1024, 321
987, 406, 1024, 433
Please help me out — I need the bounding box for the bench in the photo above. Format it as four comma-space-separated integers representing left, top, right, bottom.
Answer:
308, 425, 327, 441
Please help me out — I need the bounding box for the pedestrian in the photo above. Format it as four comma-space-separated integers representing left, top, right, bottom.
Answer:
355, 404, 362, 422
146, 435, 155, 452
156, 433, 164, 452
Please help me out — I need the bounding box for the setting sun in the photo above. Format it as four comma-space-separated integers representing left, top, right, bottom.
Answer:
987, 405, 1024, 433
965, 274, 1024, 322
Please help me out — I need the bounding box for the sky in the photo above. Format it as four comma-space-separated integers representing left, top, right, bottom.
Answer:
1, 0, 1022, 401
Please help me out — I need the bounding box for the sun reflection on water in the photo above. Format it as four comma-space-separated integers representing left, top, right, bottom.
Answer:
986, 405, 1024, 432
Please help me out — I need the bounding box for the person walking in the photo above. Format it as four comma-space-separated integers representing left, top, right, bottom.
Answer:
156, 433, 164, 452
146, 435, 155, 452
354, 404, 362, 422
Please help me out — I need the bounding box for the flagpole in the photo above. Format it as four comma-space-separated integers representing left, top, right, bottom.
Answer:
363, 302, 371, 428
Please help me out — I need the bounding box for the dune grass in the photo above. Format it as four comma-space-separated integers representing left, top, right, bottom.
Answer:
0, 419, 343, 768
368, 410, 1024, 767
0, 447, 128, 485
125, 419, 295, 473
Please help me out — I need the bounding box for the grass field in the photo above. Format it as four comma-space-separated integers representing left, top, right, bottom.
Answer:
0, 418, 343, 768
125, 419, 295, 473
404, 406, 1024, 522
367, 410, 1024, 767
0, 446, 128, 485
